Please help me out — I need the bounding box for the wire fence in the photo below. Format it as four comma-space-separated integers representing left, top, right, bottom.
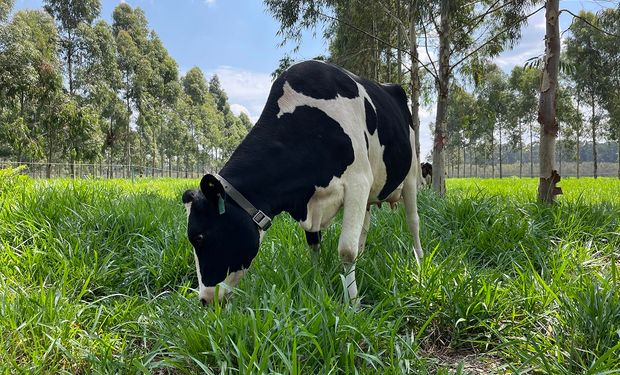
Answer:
0, 160, 215, 179
445, 161, 620, 178
1, 160, 618, 179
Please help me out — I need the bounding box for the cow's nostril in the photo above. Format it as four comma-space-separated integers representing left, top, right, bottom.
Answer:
200, 298, 208, 306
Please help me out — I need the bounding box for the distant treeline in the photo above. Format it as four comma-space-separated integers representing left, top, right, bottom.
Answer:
0, 0, 251, 178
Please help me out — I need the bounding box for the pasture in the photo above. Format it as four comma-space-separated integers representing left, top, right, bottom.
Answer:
1, 175, 619, 374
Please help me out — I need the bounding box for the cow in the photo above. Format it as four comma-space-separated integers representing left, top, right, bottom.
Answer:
182, 60, 423, 305
421, 162, 432, 187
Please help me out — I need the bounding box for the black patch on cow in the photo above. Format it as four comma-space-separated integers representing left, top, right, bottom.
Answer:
364, 132, 369, 150
305, 231, 321, 246
222, 104, 355, 223
282, 61, 359, 100
364, 98, 377, 135
356, 81, 413, 200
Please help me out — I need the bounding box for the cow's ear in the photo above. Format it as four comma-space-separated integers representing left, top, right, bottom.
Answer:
182, 189, 199, 204
200, 174, 225, 203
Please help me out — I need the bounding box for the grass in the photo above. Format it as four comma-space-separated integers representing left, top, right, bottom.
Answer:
1, 172, 619, 374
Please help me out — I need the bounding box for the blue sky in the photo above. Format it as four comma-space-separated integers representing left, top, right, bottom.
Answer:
13, 0, 616, 158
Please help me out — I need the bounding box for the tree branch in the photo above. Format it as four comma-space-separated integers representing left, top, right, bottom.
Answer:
561, 8, 620, 38
421, 15, 439, 78
451, 4, 546, 71
316, 10, 438, 79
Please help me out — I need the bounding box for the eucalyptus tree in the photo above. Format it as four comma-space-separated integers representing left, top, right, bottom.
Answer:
596, 5, 620, 178
238, 112, 253, 131
181, 67, 209, 173
508, 66, 539, 177
565, 11, 605, 179
209, 74, 230, 114
447, 84, 477, 177
79, 19, 125, 175
43, 0, 101, 95
536, 0, 562, 202
0, 0, 12, 19
0, 9, 62, 173
556, 86, 581, 176
474, 64, 510, 178
58, 99, 103, 177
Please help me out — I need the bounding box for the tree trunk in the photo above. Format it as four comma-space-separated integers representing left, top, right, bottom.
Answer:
67, 30, 74, 95
519, 119, 523, 178
558, 129, 562, 175
457, 145, 461, 178
499, 122, 503, 178
530, 121, 534, 177
576, 132, 580, 178
432, 0, 450, 195
373, 17, 379, 81
537, 0, 562, 203
70, 156, 75, 179
125, 72, 132, 178
409, 2, 421, 167
397, 0, 402, 85
491, 125, 495, 178
386, 48, 392, 82
475, 149, 478, 177
591, 94, 597, 178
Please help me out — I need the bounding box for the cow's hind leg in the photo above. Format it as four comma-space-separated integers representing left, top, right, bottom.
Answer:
403, 170, 424, 264
338, 178, 371, 303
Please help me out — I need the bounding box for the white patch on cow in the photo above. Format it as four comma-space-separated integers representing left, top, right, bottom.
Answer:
276, 79, 391, 203
184, 202, 192, 218
199, 269, 247, 304
300, 175, 344, 232
194, 250, 207, 300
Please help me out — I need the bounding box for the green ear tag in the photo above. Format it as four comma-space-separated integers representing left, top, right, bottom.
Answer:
217, 194, 225, 215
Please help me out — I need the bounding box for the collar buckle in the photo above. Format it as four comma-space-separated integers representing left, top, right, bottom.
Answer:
252, 210, 272, 231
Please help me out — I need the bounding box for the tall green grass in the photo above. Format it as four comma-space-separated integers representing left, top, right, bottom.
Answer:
1, 175, 618, 373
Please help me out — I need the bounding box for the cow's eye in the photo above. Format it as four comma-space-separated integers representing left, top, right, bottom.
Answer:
193, 234, 204, 245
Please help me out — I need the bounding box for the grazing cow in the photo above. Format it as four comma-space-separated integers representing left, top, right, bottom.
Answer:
421, 162, 432, 187
183, 61, 423, 305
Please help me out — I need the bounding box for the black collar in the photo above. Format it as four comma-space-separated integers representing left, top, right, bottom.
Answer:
214, 174, 272, 231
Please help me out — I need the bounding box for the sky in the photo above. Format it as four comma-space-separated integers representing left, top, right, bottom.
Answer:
13, 0, 617, 159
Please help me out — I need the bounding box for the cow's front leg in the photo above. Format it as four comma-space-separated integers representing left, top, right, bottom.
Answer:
338, 178, 371, 303
357, 209, 371, 256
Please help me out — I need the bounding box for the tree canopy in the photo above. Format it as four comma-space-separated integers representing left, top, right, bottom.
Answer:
0, 0, 250, 177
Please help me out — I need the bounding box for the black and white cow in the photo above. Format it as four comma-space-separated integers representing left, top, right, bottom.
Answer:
421, 162, 432, 187
183, 61, 423, 305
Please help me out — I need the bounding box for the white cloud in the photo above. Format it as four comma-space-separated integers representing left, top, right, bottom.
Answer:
204, 0, 216, 6
230, 103, 252, 118
210, 66, 272, 123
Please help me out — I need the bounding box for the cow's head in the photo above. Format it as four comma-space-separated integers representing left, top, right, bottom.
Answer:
421, 162, 432, 178
182, 174, 260, 305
